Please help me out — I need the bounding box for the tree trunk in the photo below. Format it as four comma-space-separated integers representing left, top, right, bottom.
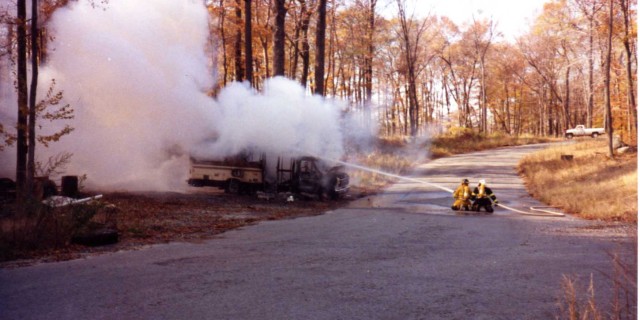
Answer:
27, 0, 39, 195
314, 0, 327, 95
480, 63, 486, 133
604, 0, 614, 157
587, 17, 594, 128
234, 0, 244, 81
16, 0, 28, 203
257, 0, 273, 80
273, 0, 286, 76
504, 83, 511, 134
299, 0, 311, 87
244, 0, 253, 86
396, 0, 420, 136
364, 0, 376, 128
563, 66, 571, 130
219, 0, 229, 86
547, 92, 553, 136
619, 0, 637, 133
327, 0, 337, 96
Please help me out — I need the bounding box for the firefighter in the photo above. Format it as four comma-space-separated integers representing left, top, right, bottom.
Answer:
451, 178, 472, 211
471, 179, 499, 213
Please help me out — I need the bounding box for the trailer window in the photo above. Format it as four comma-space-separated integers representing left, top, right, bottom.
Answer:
232, 169, 244, 178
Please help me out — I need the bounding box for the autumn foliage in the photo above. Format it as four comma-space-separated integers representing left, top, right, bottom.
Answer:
207, 0, 636, 140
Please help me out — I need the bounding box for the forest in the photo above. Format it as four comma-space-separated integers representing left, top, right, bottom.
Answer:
206, 0, 637, 140
3, 0, 637, 138
0, 0, 637, 200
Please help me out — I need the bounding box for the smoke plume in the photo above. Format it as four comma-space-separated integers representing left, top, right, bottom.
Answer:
1, 0, 349, 191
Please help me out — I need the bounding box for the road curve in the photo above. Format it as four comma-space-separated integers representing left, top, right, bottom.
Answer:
0, 144, 635, 319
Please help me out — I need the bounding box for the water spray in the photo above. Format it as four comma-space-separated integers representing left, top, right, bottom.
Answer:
317, 156, 455, 193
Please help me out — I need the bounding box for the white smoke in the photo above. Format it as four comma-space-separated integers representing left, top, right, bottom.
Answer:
198, 77, 344, 161
0, 0, 351, 191
34, 0, 216, 191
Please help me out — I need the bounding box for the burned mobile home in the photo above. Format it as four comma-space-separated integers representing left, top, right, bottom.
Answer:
188, 153, 349, 200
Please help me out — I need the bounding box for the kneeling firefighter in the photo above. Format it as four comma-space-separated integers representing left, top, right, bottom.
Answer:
451, 179, 472, 211
471, 179, 499, 213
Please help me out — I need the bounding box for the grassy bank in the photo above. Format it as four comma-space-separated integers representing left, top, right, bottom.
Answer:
348, 133, 558, 190
345, 137, 416, 192
430, 130, 557, 159
518, 140, 637, 223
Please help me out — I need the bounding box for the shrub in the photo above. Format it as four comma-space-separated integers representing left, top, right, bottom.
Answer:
0, 199, 109, 261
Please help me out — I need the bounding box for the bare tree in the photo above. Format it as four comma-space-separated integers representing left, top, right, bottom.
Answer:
234, 0, 244, 81
469, 18, 495, 134
16, 0, 28, 203
396, 0, 428, 136
297, 0, 312, 87
214, 0, 229, 86
244, 0, 253, 86
603, 0, 614, 157
618, 0, 637, 133
574, 0, 604, 128
314, 0, 327, 95
273, 0, 286, 76
364, 0, 376, 127
27, 0, 39, 196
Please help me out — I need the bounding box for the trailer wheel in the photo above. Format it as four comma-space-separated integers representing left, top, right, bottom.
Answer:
326, 177, 339, 200
225, 179, 240, 194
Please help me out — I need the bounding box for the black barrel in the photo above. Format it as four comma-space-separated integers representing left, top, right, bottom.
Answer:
61, 175, 79, 198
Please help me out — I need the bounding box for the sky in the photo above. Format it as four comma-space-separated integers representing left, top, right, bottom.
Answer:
381, 0, 549, 41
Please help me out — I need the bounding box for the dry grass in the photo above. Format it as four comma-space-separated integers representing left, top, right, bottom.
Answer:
518, 140, 637, 223
558, 248, 637, 320
347, 152, 414, 189
346, 136, 417, 190
347, 132, 557, 191
430, 130, 558, 159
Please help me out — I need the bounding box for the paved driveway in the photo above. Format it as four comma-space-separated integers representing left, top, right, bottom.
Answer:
1, 144, 635, 319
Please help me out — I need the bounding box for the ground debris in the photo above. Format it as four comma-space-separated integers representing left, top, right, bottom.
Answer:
1, 187, 370, 266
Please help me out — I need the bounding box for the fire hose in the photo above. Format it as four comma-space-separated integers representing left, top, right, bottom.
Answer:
408, 178, 566, 218
420, 179, 566, 218
308, 155, 566, 218
496, 203, 565, 217
357, 168, 567, 217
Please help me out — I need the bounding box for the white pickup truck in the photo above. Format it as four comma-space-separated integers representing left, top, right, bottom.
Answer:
565, 125, 605, 139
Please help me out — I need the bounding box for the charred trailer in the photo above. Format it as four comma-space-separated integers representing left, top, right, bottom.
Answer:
188, 154, 349, 199
188, 155, 265, 194
277, 156, 349, 200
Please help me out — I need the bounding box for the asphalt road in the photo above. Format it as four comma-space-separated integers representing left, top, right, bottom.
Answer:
1, 144, 636, 320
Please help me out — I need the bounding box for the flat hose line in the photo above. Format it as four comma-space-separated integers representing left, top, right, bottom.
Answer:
496, 204, 566, 217
390, 177, 567, 218
308, 155, 567, 218
385, 177, 566, 218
